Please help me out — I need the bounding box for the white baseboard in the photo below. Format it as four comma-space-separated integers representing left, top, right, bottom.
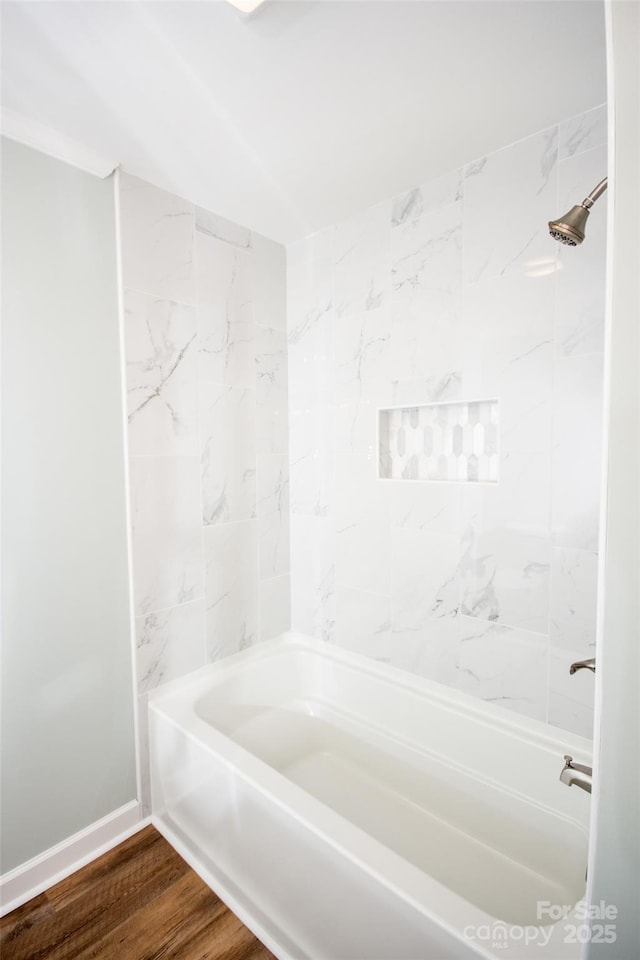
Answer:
0, 800, 147, 916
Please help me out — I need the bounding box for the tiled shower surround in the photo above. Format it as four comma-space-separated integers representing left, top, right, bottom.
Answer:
287, 104, 607, 739
120, 102, 605, 773
119, 175, 290, 805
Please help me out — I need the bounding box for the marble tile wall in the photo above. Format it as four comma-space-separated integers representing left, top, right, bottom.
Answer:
287, 104, 607, 739
119, 174, 290, 809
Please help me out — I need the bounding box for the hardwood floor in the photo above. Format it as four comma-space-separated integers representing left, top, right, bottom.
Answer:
0, 825, 276, 960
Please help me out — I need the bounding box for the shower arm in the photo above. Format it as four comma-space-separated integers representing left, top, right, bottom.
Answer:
583, 177, 608, 209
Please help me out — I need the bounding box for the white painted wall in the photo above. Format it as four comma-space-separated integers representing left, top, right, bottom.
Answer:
587, 1, 640, 954
0, 138, 137, 874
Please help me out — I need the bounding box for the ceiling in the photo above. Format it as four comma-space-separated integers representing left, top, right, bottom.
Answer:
1, 1, 606, 244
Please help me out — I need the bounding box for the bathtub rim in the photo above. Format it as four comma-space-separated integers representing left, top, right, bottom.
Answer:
148, 631, 593, 766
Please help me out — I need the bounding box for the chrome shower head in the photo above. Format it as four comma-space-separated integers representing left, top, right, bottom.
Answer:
549, 177, 608, 246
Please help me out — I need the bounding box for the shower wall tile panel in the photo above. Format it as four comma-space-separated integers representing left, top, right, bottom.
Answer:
551, 352, 604, 552
199, 381, 257, 525
462, 126, 559, 286
290, 513, 336, 643
558, 103, 607, 160
120, 175, 196, 305
129, 455, 204, 618
119, 174, 290, 806
195, 205, 252, 250
203, 520, 260, 660
334, 587, 391, 661
458, 617, 549, 723
260, 574, 292, 643
136, 599, 206, 695
124, 290, 199, 458
555, 143, 607, 358
287, 106, 606, 740
196, 231, 255, 388
390, 193, 462, 387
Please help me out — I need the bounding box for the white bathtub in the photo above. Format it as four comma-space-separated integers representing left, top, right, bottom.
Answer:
149, 633, 592, 960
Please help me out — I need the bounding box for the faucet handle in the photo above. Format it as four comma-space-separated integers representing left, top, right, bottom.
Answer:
569, 656, 596, 675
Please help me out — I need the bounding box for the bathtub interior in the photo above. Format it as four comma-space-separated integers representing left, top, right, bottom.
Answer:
190, 639, 589, 928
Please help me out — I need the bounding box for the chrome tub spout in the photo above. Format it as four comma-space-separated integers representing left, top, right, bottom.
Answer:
569, 657, 596, 675
560, 755, 593, 794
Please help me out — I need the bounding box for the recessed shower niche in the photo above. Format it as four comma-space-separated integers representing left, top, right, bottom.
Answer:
378, 399, 499, 483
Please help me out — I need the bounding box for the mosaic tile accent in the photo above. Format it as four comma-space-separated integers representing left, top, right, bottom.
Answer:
379, 400, 499, 482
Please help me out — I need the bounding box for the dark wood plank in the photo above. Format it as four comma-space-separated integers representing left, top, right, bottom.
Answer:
0, 826, 275, 960
0, 893, 55, 942
45, 825, 169, 912
77, 870, 238, 960
2, 828, 193, 960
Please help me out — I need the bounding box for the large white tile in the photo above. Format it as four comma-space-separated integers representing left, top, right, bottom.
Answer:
461, 449, 551, 540
196, 231, 254, 387
256, 325, 289, 457
257, 402, 289, 462
332, 307, 391, 403
463, 126, 558, 285
259, 575, 291, 643
256, 326, 288, 408
130, 456, 203, 616
257, 454, 290, 580
333, 200, 390, 317
391, 527, 460, 632
203, 520, 259, 659
287, 229, 334, 398
195, 207, 251, 249
288, 395, 333, 516
391, 616, 461, 688
200, 382, 256, 525
287, 307, 334, 398
555, 144, 607, 358
548, 646, 595, 739
390, 482, 461, 538
391, 170, 462, 227
333, 452, 388, 520
549, 547, 598, 652
461, 270, 555, 456
124, 289, 198, 457
136, 598, 205, 694
390, 306, 462, 389
334, 588, 391, 663
252, 232, 287, 331
390, 198, 462, 385
559, 104, 607, 160
390, 372, 463, 407
119, 173, 195, 304
459, 617, 548, 722
391, 196, 462, 311
551, 352, 604, 551
460, 525, 550, 633
333, 399, 378, 461
288, 228, 334, 329
335, 513, 391, 596
333, 452, 389, 593
290, 514, 336, 642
